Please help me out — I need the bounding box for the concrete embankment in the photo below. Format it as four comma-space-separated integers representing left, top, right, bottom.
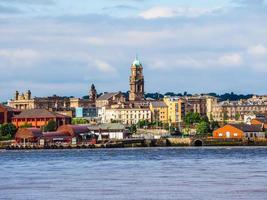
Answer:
167, 137, 267, 146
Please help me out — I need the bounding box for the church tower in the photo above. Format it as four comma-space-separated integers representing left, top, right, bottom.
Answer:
89, 84, 97, 103
129, 56, 144, 101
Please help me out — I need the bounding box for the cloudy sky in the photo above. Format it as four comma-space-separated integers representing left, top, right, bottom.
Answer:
0, 0, 267, 101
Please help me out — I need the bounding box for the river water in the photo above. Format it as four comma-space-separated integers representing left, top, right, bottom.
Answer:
0, 147, 267, 200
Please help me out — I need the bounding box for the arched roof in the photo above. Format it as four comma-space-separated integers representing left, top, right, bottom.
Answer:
15, 128, 42, 139
57, 125, 89, 136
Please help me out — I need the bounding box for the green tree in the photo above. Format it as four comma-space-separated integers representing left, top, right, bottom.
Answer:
184, 112, 201, 126
43, 120, 57, 132
235, 113, 241, 121
0, 123, 17, 138
129, 124, 137, 134
72, 118, 89, 125
223, 111, 228, 123
196, 121, 211, 135
210, 120, 220, 132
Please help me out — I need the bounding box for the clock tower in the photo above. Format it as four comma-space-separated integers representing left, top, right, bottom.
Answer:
129, 56, 144, 101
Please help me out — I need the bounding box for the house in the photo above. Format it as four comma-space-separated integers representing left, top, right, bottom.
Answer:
12, 109, 71, 128
213, 124, 265, 139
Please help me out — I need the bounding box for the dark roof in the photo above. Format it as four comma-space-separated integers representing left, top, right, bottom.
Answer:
97, 92, 119, 101
13, 109, 70, 119
252, 118, 267, 124
150, 101, 167, 108
230, 124, 264, 132
88, 123, 126, 131
43, 131, 71, 138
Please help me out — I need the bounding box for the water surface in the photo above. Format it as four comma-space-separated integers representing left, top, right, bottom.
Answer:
0, 147, 267, 200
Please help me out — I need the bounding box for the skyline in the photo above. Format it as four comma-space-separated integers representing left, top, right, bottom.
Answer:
1, 0, 267, 101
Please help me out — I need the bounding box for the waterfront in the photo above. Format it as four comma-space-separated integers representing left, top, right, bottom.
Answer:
1, 147, 267, 200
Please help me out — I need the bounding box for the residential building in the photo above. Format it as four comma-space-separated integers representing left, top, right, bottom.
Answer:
185, 95, 216, 117
149, 101, 168, 123
101, 105, 151, 125
213, 124, 265, 139
211, 99, 267, 123
163, 96, 186, 124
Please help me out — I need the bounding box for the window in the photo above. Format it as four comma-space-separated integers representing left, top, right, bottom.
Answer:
219, 133, 223, 137
234, 133, 238, 137
226, 131, 230, 138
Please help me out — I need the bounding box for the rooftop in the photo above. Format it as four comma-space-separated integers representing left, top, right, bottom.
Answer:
97, 92, 120, 101
13, 109, 70, 119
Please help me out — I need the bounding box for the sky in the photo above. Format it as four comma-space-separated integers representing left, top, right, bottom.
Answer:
0, 0, 267, 101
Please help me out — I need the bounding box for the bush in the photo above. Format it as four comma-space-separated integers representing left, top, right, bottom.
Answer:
0, 123, 17, 138
43, 120, 57, 132
72, 118, 89, 125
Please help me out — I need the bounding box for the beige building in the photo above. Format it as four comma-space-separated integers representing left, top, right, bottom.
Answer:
96, 92, 126, 108
163, 96, 186, 124
8, 90, 71, 111
149, 101, 168, 123
211, 98, 267, 123
101, 105, 151, 125
8, 84, 97, 111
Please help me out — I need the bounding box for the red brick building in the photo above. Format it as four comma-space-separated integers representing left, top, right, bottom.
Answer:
12, 109, 71, 128
0, 104, 21, 124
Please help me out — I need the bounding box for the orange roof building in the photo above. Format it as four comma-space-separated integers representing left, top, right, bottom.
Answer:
12, 109, 71, 128
213, 124, 265, 139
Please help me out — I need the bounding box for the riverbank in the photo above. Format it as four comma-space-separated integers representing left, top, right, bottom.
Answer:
3, 137, 267, 150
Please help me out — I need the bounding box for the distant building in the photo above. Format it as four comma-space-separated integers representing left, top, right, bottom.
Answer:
101, 104, 151, 125
211, 97, 267, 123
163, 96, 186, 124
251, 118, 267, 129
8, 90, 71, 110
96, 92, 125, 108
8, 84, 97, 111
185, 95, 216, 117
75, 107, 101, 123
149, 101, 168, 123
12, 109, 71, 128
213, 124, 265, 139
129, 56, 144, 101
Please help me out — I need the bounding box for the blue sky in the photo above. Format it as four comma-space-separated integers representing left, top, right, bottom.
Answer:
0, 0, 267, 101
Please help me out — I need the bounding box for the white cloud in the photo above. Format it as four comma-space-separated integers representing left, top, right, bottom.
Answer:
139, 6, 219, 19
0, 48, 41, 67
92, 59, 117, 74
218, 53, 243, 66
247, 44, 267, 57
0, 48, 40, 60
